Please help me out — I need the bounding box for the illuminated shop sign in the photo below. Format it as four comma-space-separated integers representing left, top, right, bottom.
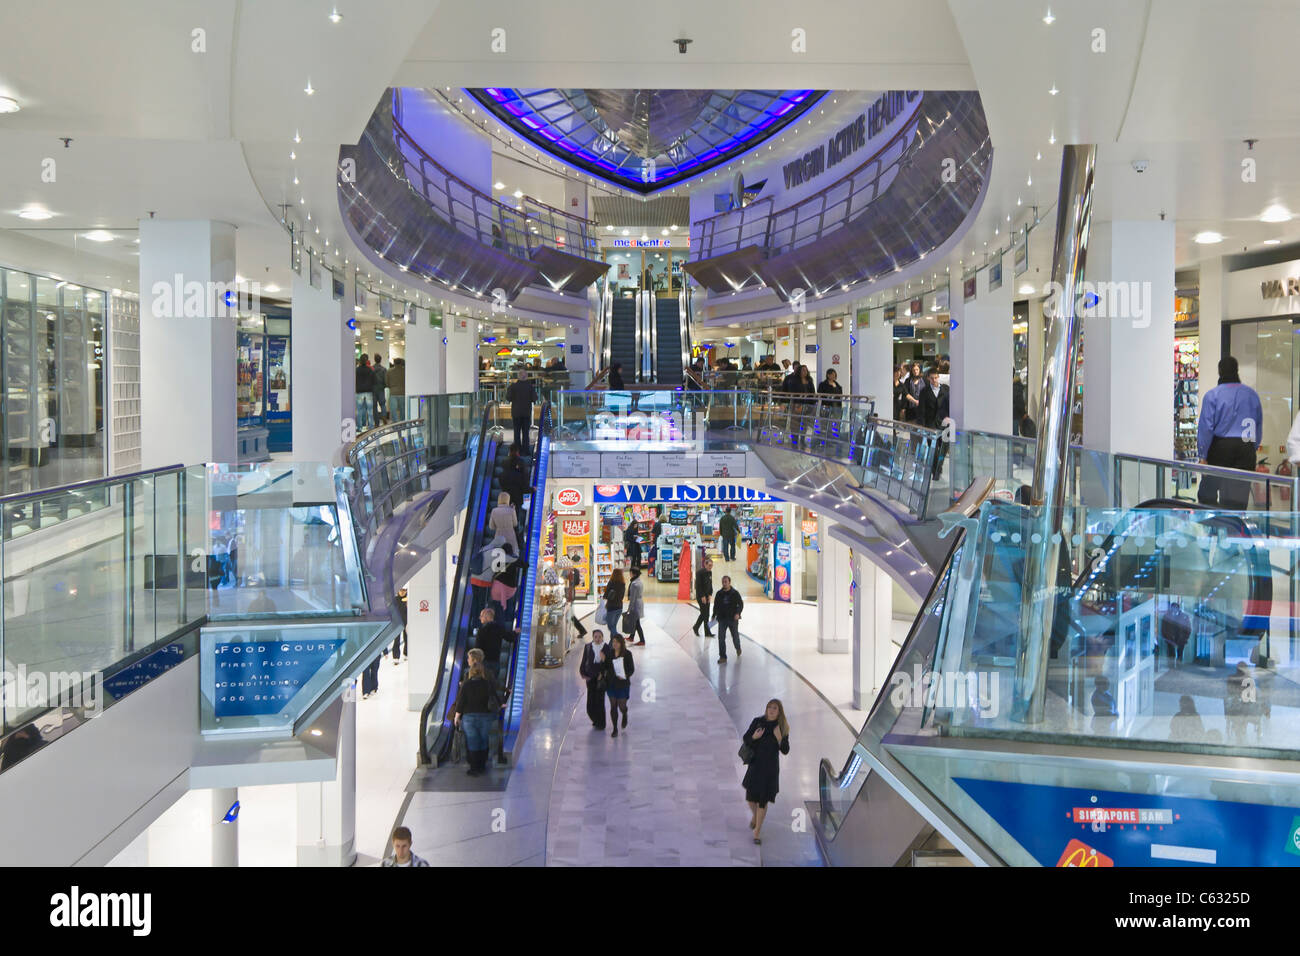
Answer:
608, 238, 686, 248
782, 90, 921, 189
593, 483, 782, 503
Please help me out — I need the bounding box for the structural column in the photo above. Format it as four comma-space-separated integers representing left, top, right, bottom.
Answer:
211, 787, 239, 867
139, 219, 237, 468
292, 268, 355, 462
405, 545, 447, 712
948, 252, 1014, 434
850, 304, 893, 413
296, 698, 357, 866
1081, 221, 1177, 461
817, 522, 851, 653
852, 556, 894, 710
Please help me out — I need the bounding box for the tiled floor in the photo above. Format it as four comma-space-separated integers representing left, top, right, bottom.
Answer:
545, 619, 759, 867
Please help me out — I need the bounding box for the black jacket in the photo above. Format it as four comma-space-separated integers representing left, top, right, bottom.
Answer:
579, 641, 611, 682
474, 620, 510, 663
919, 383, 950, 430
452, 674, 502, 716
499, 460, 530, 505
372, 363, 387, 396
713, 586, 743, 621
604, 578, 625, 610
601, 648, 636, 690
695, 567, 713, 601
506, 379, 537, 417
356, 363, 374, 393
818, 379, 843, 402
609, 367, 625, 389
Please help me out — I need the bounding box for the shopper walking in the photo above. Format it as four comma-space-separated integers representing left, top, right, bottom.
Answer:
392, 588, 408, 662
818, 368, 844, 411
452, 647, 503, 776
712, 575, 744, 662
383, 826, 431, 867
372, 354, 388, 424
361, 653, 381, 698
623, 524, 643, 571
579, 629, 611, 729
625, 567, 646, 646
505, 369, 538, 455
355, 356, 374, 431
920, 366, 951, 480
1197, 356, 1263, 510
603, 567, 626, 641
903, 361, 924, 422
718, 506, 739, 564
691, 557, 714, 637
603, 634, 636, 737
387, 357, 406, 422
741, 698, 790, 845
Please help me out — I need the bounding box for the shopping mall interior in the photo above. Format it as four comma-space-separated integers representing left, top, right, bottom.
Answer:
1, 0, 1300, 887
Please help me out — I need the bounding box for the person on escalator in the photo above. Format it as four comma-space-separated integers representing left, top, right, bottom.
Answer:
506, 370, 538, 455
490, 543, 521, 617
499, 445, 532, 524
608, 362, 626, 390
452, 647, 503, 776
579, 629, 612, 729
474, 606, 515, 685
487, 491, 519, 552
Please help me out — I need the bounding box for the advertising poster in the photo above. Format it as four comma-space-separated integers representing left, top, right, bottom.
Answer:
956, 777, 1300, 867
773, 540, 792, 602
988, 258, 1003, 291
265, 336, 291, 421
1014, 225, 1029, 276
559, 517, 591, 598
963, 275, 977, 302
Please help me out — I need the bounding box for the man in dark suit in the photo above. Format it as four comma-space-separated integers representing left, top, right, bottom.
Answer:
505, 371, 538, 454
919, 367, 950, 480
578, 630, 611, 729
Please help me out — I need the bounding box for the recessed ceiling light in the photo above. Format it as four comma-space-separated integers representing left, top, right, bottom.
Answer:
17, 205, 53, 220
512, 189, 523, 198
83, 230, 114, 242
1048, 131, 1056, 145
1263, 239, 1282, 246
493, 181, 505, 190
1194, 230, 1223, 244
1049, 85, 1059, 96
1019, 283, 1036, 295
304, 79, 315, 95
1260, 204, 1292, 223
0, 96, 19, 113
328, 7, 342, 23
1043, 8, 1055, 24
622, 229, 629, 236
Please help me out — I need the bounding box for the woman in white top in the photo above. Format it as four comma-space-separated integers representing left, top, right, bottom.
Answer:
486, 492, 518, 552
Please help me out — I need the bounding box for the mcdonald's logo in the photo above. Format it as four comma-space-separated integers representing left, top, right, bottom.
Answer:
1056, 839, 1114, 868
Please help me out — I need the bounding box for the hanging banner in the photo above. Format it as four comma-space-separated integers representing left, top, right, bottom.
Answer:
773, 541, 792, 602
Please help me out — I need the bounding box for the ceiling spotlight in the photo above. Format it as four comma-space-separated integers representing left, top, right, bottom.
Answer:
293, 129, 301, 143
17, 205, 53, 220
1260, 204, 1292, 223
1035, 151, 1042, 161
83, 230, 114, 242
512, 189, 523, 198
328, 6, 342, 23
1263, 239, 1282, 246
1048, 131, 1056, 145
264, 284, 281, 293
661, 228, 669, 235
0, 96, 20, 113
1194, 230, 1223, 244
493, 181, 505, 190
1019, 283, 1036, 295
1049, 85, 1059, 96
289, 151, 296, 160
304, 79, 315, 95
670, 224, 678, 231
1027, 174, 1033, 186
1043, 8, 1055, 24
673, 37, 693, 53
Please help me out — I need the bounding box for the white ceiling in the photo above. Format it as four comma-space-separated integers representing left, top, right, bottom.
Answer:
0, 0, 1297, 323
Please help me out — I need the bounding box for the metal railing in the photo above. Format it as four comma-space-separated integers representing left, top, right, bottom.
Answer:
692, 94, 924, 260
391, 91, 598, 259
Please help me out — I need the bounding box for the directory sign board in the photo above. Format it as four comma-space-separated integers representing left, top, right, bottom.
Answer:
211, 638, 346, 717
649, 453, 696, 478
698, 452, 745, 477
551, 451, 601, 478
600, 452, 650, 478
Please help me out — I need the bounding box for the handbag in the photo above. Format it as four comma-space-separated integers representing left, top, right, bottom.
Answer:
621, 612, 635, 633
738, 742, 754, 765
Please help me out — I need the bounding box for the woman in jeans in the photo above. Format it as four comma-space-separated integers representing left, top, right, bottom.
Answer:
603, 567, 626, 640
602, 634, 636, 737
741, 698, 790, 845
625, 567, 646, 646
452, 648, 502, 776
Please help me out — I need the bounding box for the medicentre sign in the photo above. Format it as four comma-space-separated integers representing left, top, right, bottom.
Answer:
593, 482, 782, 503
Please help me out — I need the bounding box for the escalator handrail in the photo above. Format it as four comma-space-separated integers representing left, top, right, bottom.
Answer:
417, 402, 499, 765
818, 477, 994, 819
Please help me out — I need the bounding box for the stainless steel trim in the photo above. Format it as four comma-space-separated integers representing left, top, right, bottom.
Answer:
1016, 143, 1096, 724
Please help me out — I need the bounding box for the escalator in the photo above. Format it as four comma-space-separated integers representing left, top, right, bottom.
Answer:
815, 494, 1283, 866
417, 404, 548, 766
654, 295, 684, 385
608, 296, 638, 381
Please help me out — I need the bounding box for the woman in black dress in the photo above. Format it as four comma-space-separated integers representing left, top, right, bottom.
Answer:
742, 698, 790, 845
602, 633, 636, 737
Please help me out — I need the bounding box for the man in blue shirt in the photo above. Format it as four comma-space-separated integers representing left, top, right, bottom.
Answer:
1196, 356, 1263, 510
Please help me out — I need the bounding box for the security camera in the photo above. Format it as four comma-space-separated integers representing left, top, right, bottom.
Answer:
1132, 159, 1149, 173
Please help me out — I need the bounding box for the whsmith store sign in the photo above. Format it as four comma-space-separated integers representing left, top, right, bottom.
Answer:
782, 90, 921, 189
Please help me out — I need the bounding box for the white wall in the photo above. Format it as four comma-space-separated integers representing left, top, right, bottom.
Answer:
444, 314, 478, 393
396, 88, 493, 195
851, 305, 894, 414
949, 252, 1013, 434
816, 315, 851, 385
405, 307, 444, 395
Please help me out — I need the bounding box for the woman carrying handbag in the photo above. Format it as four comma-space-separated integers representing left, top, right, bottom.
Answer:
624, 567, 646, 645
739, 699, 790, 845
602, 634, 635, 737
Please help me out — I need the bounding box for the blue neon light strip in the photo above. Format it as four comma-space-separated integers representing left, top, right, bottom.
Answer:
467, 88, 825, 192
504, 405, 552, 750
